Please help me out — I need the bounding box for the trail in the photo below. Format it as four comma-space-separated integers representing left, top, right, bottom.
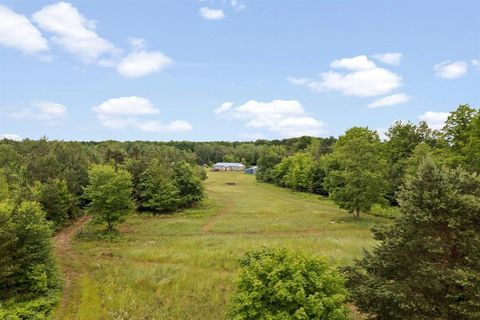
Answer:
53, 215, 91, 319
202, 190, 236, 233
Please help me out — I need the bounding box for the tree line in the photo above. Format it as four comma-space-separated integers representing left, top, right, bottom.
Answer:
0, 140, 204, 318
255, 104, 480, 219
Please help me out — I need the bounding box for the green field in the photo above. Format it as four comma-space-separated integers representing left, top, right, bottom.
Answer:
55, 172, 384, 319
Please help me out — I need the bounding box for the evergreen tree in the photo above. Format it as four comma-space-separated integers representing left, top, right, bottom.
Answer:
172, 161, 204, 207
138, 162, 180, 213
347, 158, 480, 319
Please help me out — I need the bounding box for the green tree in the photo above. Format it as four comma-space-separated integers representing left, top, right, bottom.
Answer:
0, 201, 57, 299
256, 146, 286, 183
384, 121, 423, 204
84, 165, 134, 231
347, 158, 480, 319
172, 161, 204, 207
323, 127, 386, 219
229, 247, 349, 320
32, 179, 77, 230
138, 162, 180, 213
442, 104, 477, 150
463, 112, 480, 172
0, 168, 9, 201
283, 153, 315, 192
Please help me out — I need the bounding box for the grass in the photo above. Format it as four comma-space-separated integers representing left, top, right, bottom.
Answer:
55, 172, 385, 320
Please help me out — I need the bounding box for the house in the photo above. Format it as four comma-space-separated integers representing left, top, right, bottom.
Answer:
244, 166, 257, 174
213, 162, 245, 171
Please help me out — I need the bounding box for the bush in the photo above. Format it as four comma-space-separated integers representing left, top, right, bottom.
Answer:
229, 247, 349, 320
369, 204, 400, 219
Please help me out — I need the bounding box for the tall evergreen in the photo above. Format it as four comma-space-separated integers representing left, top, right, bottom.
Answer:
347, 158, 480, 319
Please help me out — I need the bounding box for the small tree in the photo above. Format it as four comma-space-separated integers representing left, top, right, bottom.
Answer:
138, 163, 180, 213
84, 165, 134, 231
323, 127, 386, 219
229, 247, 349, 320
32, 178, 76, 230
172, 161, 204, 207
346, 158, 480, 319
0, 201, 57, 298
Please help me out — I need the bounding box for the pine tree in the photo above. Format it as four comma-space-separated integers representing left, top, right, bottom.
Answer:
347, 157, 480, 319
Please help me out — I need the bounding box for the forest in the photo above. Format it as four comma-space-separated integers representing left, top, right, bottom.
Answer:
0, 104, 479, 319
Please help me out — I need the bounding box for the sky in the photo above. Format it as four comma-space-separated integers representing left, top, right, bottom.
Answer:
0, 0, 479, 141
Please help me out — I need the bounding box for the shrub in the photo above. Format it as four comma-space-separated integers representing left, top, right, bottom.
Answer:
229, 247, 349, 320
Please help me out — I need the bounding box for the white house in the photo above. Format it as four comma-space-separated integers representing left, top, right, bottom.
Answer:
213, 162, 245, 171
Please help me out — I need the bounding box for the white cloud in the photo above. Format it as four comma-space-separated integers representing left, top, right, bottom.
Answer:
0, 5, 48, 54
287, 77, 311, 85
230, 0, 246, 11
8, 101, 67, 123
368, 93, 411, 109
214, 102, 234, 114
215, 99, 325, 137
330, 55, 376, 70
0, 133, 21, 141
199, 7, 225, 20
32, 2, 119, 63
434, 61, 468, 79
418, 111, 450, 130
472, 59, 480, 70
117, 50, 173, 78
93, 96, 192, 133
372, 53, 402, 65
291, 55, 402, 97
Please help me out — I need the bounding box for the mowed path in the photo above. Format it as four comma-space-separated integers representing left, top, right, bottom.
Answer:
53, 172, 380, 319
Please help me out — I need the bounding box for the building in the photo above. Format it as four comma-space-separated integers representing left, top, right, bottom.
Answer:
244, 166, 257, 174
213, 162, 245, 171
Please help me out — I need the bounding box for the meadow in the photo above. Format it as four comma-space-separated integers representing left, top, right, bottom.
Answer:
54, 172, 384, 320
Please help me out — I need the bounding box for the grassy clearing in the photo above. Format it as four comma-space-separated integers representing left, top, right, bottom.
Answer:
55, 172, 385, 320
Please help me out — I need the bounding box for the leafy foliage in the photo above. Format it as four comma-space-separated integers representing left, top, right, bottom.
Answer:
229, 247, 349, 320
346, 158, 480, 319
323, 127, 386, 219
84, 165, 134, 230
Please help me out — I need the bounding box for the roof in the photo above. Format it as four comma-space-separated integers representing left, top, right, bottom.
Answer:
214, 162, 245, 167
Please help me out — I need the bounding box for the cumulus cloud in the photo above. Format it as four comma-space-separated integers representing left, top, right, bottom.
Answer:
434, 61, 468, 79
93, 96, 192, 133
290, 55, 402, 97
0, 5, 48, 54
472, 59, 480, 70
418, 111, 450, 130
0, 133, 21, 141
215, 99, 325, 137
330, 55, 376, 70
32, 2, 119, 63
117, 50, 173, 78
199, 7, 225, 20
230, 0, 246, 11
368, 93, 411, 109
8, 101, 67, 123
372, 52, 402, 65
214, 102, 234, 114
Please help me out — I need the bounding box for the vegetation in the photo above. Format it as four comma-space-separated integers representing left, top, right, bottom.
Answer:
229, 247, 349, 320
0, 103, 479, 319
346, 158, 480, 319
84, 165, 135, 231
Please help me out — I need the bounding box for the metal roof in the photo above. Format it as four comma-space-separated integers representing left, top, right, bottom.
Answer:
213, 162, 245, 167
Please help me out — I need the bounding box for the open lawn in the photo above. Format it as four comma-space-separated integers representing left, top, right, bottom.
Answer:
54, 172, 385, 320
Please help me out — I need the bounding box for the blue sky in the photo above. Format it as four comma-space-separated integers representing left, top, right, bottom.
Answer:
0, 0, 479, 141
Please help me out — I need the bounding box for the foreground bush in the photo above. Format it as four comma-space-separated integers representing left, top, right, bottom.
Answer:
229, 247, 348, 320
346, 158, 480, 319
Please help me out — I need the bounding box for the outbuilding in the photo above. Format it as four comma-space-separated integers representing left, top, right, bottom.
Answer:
244, 166, 257, 174
213, 162, 246, 171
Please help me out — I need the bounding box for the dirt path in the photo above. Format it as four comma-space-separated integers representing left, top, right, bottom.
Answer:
53, 215, 91, 319
202, 191, 236, 233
